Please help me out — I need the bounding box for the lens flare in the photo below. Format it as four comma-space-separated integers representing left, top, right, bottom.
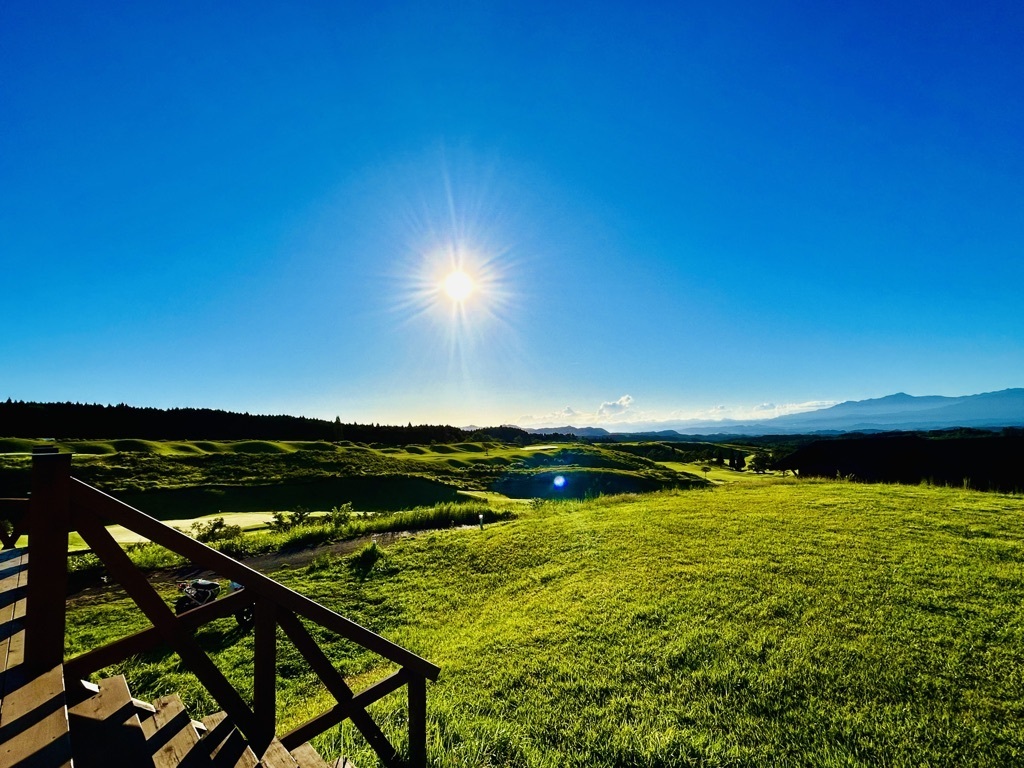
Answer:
443, 270, 474, 302
553, 475, 566, 489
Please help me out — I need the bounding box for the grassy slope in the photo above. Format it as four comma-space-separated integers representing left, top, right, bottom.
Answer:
1, 440, 700, 517
66, 480, 1024, 767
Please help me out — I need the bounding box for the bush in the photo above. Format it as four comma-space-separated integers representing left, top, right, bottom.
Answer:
270, 506, 314, 531
328, 502, 353, 528
349, 541, 383, 580
190, 516, 243, 543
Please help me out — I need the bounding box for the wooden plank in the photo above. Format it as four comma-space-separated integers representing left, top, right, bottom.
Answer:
407, 673, 427, 768
289, 742, 331, 768
258, 738, 299, 768
146, 694, 205, 768
0, 664, 72, 768
252, 599, 277, 754
74, 508, 260, 743
25, 452, 71, 674
72, 481, 439, 680
201, 712, 259, 768
276, 611, 353, 703
67, 674, 150, 768
0, 550, 28, 687
275, 612, 404, 765
64, 588, 254, 681
278, 671, 406, 753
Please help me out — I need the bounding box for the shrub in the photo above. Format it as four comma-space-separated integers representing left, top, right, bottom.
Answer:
349, 541, 382, 580
270, 506, 314, 531
328, 502, 353, 528
190, 516, 243, 543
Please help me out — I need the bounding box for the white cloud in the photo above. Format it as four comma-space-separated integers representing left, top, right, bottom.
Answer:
517, 394, 639, 428
597, 394, 634, 418
515, 397, 838, 430
668, 400, 838, 422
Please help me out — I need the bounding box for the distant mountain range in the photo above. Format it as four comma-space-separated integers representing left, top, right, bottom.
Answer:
525, 389, 1024, 437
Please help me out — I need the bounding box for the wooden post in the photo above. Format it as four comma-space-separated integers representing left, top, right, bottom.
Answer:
24, 446, 72, 673
408, 673, 427, 768
253, 597, 277, 754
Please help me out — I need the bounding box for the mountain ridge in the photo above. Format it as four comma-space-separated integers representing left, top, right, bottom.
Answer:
534, 389, 1024, 437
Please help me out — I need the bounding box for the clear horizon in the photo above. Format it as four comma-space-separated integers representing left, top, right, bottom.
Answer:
4, 3, 1022, 427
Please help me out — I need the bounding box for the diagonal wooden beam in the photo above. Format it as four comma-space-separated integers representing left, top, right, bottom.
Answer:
71, 481, 439, 680
73, 507, 263, 745
278, 669, 408, 752
64, 589, 255, 680
276, 611, 353, 704
272, 613, 402, 768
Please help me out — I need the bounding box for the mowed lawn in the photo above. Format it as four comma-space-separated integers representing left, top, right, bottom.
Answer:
67, 480, 1024, 767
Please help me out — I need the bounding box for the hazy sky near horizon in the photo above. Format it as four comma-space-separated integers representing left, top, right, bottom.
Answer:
3, 2, 1022, 428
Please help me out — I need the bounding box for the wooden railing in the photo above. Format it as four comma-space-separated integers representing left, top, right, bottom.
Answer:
10, 446, 439, 767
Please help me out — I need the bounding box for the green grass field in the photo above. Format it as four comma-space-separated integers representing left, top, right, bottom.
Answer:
1, 439, 705, 517
65, 479, 1024, 766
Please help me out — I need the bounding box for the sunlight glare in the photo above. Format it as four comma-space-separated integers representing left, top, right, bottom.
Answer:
443, 270, 474, 302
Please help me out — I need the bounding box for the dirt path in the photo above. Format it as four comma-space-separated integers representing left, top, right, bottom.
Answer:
67, 525, 476, 605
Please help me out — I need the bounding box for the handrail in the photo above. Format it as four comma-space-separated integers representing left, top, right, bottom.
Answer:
22, 452, 436, 767
71, 480, 440, 679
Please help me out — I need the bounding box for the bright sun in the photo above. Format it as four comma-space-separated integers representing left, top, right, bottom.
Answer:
443, 270, 474, 302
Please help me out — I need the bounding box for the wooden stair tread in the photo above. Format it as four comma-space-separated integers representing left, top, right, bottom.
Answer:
288, 742, 334, 768
67, 674, 150, 768
201, 711, 259, 768
258, 738, 299, 767
145, 693, 206, 768
0, 663, 72, 768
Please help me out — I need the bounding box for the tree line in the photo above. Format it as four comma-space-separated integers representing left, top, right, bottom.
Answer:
0, 399, 575, 447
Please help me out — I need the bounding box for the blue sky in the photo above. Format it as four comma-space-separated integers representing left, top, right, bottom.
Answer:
3, 1, 1022, 428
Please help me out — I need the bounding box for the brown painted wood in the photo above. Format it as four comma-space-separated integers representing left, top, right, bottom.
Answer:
146, 694, 205, 768
74, 508, 261, 744
258, 738, 298, 768
64, 588, 254, 680
67, 674, 150, 768
407, 673, 427, 768
0, 663, 72, 768
289, 742, 331, 768
252, 598, 277, 755
275, 612, 400, 764
278, 670, 407, 753
24, 451, 71, 674
71, 481, 439, 680
201, 712, 259, 768
276, 611, 354, 703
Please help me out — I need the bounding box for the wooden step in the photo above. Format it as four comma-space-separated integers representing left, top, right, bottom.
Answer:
143, 694, 206, 768
201, 711, 258, 768
257, 737, 298, 768
67, 674, 151, 768
289, 743, 330, 768
0, 664, 72, 768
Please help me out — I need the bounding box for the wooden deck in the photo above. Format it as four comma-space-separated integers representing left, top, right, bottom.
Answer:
0, 547, 73, 768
